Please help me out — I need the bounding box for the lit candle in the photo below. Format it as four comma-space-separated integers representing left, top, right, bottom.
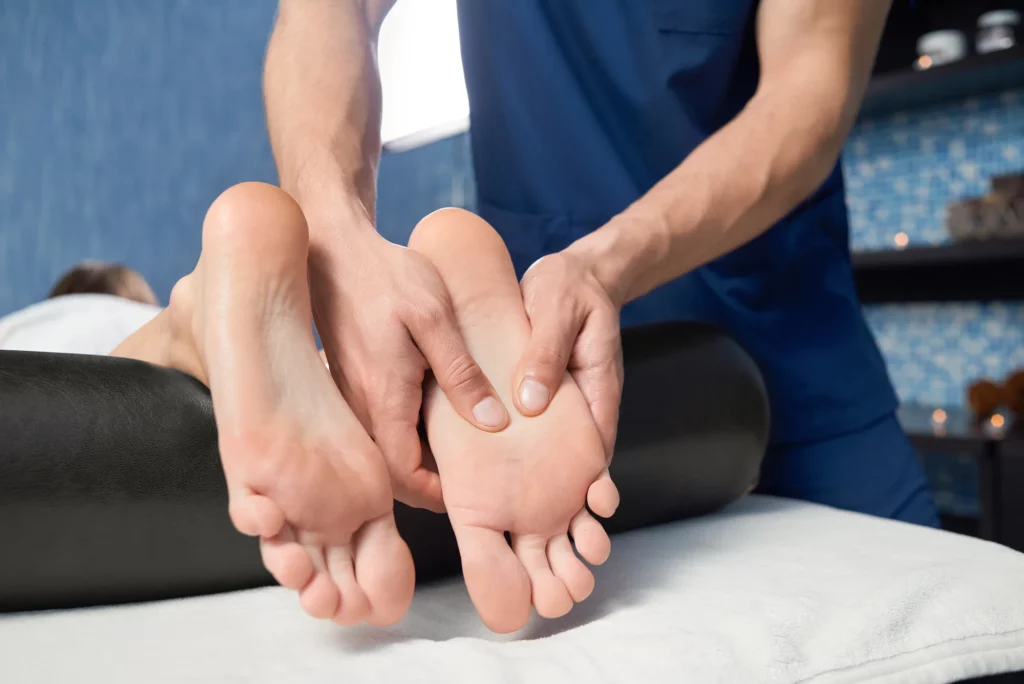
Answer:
985, 412, 1008, 438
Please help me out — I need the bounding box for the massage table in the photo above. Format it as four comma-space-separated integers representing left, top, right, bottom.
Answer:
1, 322, 1023, 683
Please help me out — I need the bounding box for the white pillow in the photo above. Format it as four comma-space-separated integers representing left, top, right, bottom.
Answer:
0, 293, 160, 355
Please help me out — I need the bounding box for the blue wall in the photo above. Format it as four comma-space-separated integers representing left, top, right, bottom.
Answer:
0, 0, 279, 312
377, 133, 475, 243
844, 91, 1024, 408
845, 91, 1024, 250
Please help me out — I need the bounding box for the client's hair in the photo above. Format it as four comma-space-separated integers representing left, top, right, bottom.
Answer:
49, 261, 159, 306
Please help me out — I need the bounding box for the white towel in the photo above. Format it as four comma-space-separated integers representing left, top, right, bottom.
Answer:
2, 496, 1022, 683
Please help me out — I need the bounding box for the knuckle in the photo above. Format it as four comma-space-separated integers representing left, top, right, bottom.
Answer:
440, 352, 483, 395
529, 343, 568, 373
407, 297, 448, 332
368, 378, 419, 421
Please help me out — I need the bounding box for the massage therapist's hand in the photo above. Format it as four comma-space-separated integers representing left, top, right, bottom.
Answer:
514, 249, 624, 460
309, 229, 509, 512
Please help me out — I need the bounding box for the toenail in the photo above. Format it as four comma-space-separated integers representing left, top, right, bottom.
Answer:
518, 379, 549, 413
472, 396, 506, 428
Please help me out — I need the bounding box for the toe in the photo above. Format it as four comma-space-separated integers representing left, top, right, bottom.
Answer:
547, 535, 595, 603
229, 489, 286, 538
453, 524, 531, 633
586, 470, 620, 519
326, 545, 370, 626
513, 535, 573, 619
353, 514, 416, 627
394, 467, 445, 514
260, 527, 314, 590
300, 570, 341, 619
570, 509, 611, 566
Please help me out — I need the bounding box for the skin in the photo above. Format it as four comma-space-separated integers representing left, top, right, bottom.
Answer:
115, 183, 415, 627
410, 208, 619, 633
113, 187, 618, 632
264, 0, 504, 514
262, 0, 894, 474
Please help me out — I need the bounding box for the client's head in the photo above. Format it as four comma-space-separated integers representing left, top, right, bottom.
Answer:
49, 261, 159, 306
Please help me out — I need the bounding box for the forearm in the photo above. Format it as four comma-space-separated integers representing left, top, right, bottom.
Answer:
569, 1, 889, 306
264, 0, 391, 240
576, 74, 852, 305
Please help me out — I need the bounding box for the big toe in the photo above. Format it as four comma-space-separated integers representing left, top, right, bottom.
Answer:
454, 524, 531, 633
353, 514, 415, 627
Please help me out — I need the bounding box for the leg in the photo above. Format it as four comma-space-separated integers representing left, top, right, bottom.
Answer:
756, 414, 939, 527
408, 209, 619, 633
117, 182, 414, 626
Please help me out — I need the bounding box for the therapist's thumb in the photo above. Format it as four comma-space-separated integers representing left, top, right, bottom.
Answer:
514, 306, 581, 417
413, 304, 509, 432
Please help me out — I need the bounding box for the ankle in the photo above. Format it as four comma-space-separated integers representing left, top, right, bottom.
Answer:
165, 274, 207, 382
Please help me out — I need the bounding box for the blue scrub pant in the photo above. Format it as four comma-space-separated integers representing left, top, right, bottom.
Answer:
755, 413, 940, 527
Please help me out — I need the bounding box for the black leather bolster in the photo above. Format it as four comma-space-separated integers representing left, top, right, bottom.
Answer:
0, 322, 768, 611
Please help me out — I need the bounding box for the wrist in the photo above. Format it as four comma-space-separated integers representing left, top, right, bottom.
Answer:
281, 151, 379, 241
303, 197, 382, 309
300, 187, 379, 256
566, 211, 668, 307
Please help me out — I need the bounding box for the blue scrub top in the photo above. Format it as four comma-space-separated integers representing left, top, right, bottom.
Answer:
456, 0, 897, 445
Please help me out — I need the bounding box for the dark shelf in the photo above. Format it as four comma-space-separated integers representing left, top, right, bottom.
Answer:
899, 403, 1024, 553
940, 513, 980, 538
860, 44, 1024, 119
852, 239, 1024, 303
898, 404, 999, 451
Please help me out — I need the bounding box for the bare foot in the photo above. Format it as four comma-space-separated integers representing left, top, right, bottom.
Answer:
409, 208, 620, 633
119, 183, 415, 626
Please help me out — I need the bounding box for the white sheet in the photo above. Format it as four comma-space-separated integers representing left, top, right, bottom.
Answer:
3, 496, 1023, 684
0, 293, 160, 355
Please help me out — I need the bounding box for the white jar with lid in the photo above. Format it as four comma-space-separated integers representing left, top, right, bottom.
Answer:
977, 10, 1020, 54
915, 30, 968, 69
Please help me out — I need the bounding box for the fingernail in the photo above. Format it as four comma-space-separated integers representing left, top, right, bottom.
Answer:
472, 396, 506, 428
518, 379, 550, 412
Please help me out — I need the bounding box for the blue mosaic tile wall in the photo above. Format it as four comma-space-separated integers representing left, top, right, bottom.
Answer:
843, 89, 1024, 408
865, 303, 1024, 407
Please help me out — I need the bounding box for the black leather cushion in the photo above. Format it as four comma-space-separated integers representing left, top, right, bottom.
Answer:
0, 322, 768, 611
0, 351, 270, 611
